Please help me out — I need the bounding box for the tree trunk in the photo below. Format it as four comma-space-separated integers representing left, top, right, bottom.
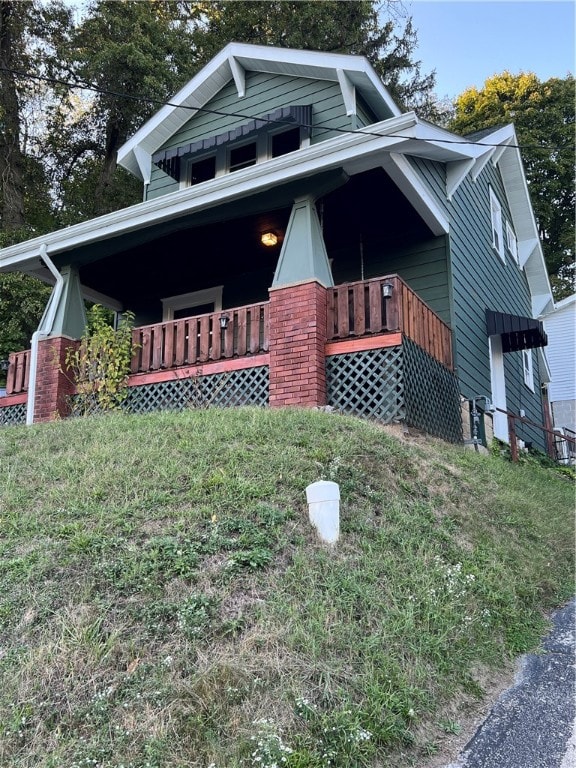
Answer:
0, 1, 26, 231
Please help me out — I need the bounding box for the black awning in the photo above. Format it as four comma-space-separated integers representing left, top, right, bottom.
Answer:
152, 105, 313, 181
486, 309, 548, 352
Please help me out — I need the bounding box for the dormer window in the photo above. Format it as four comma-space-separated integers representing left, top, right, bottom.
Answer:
189, 155, 216, 186
153, 105, 312, 186
271, 127, 301, 158
229, 142, 257, 172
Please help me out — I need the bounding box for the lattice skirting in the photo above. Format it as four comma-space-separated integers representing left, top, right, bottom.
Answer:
326, 347, 405, 423
0, 402, 27, 426
403, 338, 463, 443
121, 366, 269, 415
326, 341, 462, 443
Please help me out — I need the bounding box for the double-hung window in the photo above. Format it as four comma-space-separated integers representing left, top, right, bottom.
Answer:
522, 349, 534, 391
489, 186, 504, 261
506, 221, 519, 265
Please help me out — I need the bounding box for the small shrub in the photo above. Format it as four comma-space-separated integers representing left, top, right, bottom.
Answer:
65, 305, 137, 415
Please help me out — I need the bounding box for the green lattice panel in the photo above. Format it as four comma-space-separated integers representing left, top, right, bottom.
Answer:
0, 402, 27, 426
122, 366, 269, 415
403, 337, 463, 443
326, 347, 404, 422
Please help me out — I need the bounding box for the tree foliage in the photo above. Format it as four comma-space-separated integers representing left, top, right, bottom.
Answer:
1, 0, 437, 354
0, 272, 51, 369
450, 72, 575, 299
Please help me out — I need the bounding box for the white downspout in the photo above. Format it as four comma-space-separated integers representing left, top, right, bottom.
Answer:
26, 245, 64, 425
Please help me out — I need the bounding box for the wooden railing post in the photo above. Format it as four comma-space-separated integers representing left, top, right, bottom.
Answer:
507, 413, 519, 462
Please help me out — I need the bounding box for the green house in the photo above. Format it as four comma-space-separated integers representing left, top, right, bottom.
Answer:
0, 43, 552, 450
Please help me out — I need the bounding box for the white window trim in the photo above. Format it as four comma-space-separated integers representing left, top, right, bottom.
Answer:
506, 220, 519, 265
161, 285, 223, 321
522, 348, 534, 391
181, 126, 306, 188
489, 186, 505, 262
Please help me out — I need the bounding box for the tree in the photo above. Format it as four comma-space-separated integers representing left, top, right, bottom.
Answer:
45, 0, 437, 221
0, 272, 51, 372
192, 1, 436, 115
449, 72, 575, 299
0, 0, 70, 236
46, 0, 201, 219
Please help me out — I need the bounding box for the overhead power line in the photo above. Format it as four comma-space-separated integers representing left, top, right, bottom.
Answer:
2, 66, 573, 154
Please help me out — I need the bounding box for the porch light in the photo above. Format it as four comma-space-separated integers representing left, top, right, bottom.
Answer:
261, 231, 278, 247
382, 282, 394, 299
219, 314, 230, 330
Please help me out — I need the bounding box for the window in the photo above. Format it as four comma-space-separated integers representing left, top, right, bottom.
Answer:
161, 286, 223, 322
271, 127, 301, 158
229, 142, 257, 172
506, 221, 519, 265
189, 155, 216, 186
489, 187, 504, 261
522, 349, 534, 391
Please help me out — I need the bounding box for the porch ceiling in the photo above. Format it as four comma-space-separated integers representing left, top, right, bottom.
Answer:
77, 167, 434, 311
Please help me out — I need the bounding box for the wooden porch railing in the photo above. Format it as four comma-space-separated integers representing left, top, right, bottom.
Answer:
6, 350, 31, 395
131, 300, 270, 374
4, 276, 453, 394
327, 274, 454, 369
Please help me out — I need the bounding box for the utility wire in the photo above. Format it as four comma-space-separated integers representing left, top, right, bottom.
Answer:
3, 66, 573, 154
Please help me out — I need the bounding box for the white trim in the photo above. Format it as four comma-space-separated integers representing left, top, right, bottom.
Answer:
446, 158, 475, 199
489, 334, 508, 441
506, 220, 519, 265
81, 286, 123, 312
229, 55, 246, 98
1, 113, 423, 272
537, 346, 551, 384
161, 285, 223, 321
491, 139, 512, 166
522, 348, 535, 391
384, 153, 450, 235
133, 146, 152, 185
336, 69, 356, 116
518, 237, 539, 268
471, 147, 495, 181
489, 186, 504, 261
117, 42, 402, 179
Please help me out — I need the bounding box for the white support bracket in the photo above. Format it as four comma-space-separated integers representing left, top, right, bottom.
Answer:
336, 69, 356, 117
446, 158, 475, 200
229, 55, 246, 98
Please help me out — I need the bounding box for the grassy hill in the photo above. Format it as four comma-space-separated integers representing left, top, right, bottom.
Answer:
0, 407, 573, 768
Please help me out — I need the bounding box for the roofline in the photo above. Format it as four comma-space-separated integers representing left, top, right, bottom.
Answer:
117, 42, 402, 179
476, 123, 554, 317
3, 112, 424, 271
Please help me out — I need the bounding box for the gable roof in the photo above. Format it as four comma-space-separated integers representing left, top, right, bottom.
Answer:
117, 42, 402, 181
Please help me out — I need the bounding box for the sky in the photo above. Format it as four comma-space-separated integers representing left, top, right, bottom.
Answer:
401, 0, 575, 98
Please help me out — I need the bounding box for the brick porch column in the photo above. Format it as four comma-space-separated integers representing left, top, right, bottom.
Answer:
33, 336, 79, 423
268, 280, 328, 408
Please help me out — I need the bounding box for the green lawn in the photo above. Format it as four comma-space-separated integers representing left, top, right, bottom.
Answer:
0, 407, 573, 767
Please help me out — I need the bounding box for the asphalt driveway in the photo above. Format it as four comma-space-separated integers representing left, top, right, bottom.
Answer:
442, 598, 576, 768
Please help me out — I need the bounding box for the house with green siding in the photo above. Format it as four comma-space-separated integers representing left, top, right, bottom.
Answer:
0, 43, 553, 450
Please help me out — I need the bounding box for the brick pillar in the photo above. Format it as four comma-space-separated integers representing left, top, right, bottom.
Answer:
269, 280, 328, 408
33, 336, 79, 423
